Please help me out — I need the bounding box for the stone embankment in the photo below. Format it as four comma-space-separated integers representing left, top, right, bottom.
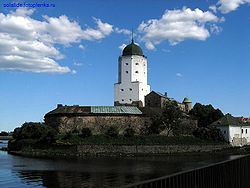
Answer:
9, 144, 231, 158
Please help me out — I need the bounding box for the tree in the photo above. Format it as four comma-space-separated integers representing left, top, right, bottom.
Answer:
189, 103, 224, 127
150, 100, 183, 136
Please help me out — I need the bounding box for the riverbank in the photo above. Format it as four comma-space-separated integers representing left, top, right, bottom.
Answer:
8, 143, 237, 159
0, 136, 12, 140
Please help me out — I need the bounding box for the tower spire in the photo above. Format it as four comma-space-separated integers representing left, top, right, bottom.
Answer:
131, 29, 134, 43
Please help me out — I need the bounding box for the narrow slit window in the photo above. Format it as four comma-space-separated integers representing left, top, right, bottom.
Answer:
126, 71, 129, 74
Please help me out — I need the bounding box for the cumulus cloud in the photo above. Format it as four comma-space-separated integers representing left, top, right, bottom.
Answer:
217, 0, 250, 14
138, 7, 219, 49
0, 8, 113, 73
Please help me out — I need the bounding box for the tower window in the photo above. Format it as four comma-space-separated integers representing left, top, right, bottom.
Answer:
121, 89, 124, 91
129, 99, 132, 101
142, 88, 143, 91
135, 63, 139, 65
122, 99, 124, 101
129, 88, 132, 91
135, 71, 139, 73
126, 71, 128, 74
246, 129, 248, 134
126, 63, 128, 65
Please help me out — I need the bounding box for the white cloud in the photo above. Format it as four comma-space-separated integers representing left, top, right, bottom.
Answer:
217, 0, 250, 14
209, 5, 217, 13
0, 8, 113, 73
210, 24, 223, 34
138, 7, 219, 49
176, 73, 183, 77
119, 44, 127, 50
79, 44, 85, 50
115, 28, 131, 35
73, 61, 83, 66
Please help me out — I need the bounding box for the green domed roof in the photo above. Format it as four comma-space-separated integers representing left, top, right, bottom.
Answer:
122, 40, 143, 56
183, 97, 192, 103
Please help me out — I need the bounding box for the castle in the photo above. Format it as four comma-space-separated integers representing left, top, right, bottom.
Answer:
44, 40, 194, 134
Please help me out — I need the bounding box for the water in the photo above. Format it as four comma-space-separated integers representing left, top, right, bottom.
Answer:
0, 140, 241, 187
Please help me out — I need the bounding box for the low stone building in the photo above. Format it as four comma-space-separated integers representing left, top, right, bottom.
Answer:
44, 105, 146, 134
145, 91, 192, 112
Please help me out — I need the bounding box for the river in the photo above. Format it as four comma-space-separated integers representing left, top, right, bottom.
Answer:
0, 140, 241, 187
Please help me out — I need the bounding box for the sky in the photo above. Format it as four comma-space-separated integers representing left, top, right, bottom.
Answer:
0, 0, 250, 131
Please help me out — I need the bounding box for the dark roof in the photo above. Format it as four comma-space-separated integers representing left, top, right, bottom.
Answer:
210, 114, 243, 126
45, 105, 142, 117
122, 40, 143, 56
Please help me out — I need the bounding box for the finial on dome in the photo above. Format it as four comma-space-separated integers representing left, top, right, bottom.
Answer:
131, 29, 134, 44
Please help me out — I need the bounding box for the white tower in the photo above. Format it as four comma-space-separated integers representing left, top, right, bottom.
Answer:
114, 40, 150, 106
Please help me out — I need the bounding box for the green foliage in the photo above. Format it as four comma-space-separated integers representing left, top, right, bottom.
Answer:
150, 100, 183, 136
10, 122, 58, 150
193, 127, 225, 142
0, 131, 9, 136
80, 128, 92, 138
123, 128, 135, 138
62, 132, 73, 140
105, 126, 119, 137
189, 103, 224, 127
55, 135, 224, 146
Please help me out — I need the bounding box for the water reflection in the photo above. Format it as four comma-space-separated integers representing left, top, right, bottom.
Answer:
0, 140, 242, 188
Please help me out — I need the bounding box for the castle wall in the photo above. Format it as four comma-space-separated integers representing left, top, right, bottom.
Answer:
45, 115, 147, 135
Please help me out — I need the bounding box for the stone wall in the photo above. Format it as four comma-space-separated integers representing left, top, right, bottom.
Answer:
77, 144, 230, 156
45, 115, 147, 134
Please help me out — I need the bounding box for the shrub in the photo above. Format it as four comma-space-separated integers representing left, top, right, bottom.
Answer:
80, 128, 92, 138
193, 127, 225, 142
123, 128, 135, 137
62, 132, 72, 140
105, 126, 119, 137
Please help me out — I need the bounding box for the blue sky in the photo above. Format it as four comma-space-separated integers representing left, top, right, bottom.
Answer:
0, 0, 250, 131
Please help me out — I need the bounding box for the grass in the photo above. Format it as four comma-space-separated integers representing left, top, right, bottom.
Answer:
55, 134, 227, 146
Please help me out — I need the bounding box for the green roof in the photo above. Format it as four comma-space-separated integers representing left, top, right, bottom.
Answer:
45, 105, 142, 116
122, 40, 143, 56
183, 97, 192, 103
91, 106, 142, 114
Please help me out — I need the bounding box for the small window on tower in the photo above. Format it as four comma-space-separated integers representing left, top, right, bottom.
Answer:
142, 88, 143, 91
129, 99, 132, 101
126, 63, 128, 65
135, 71, 139, 73
136, 63, 139, 65
126, 71, 129, 74
122, 99, 124, 101
129, 88, 132, 91
121, 89, 124, 91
